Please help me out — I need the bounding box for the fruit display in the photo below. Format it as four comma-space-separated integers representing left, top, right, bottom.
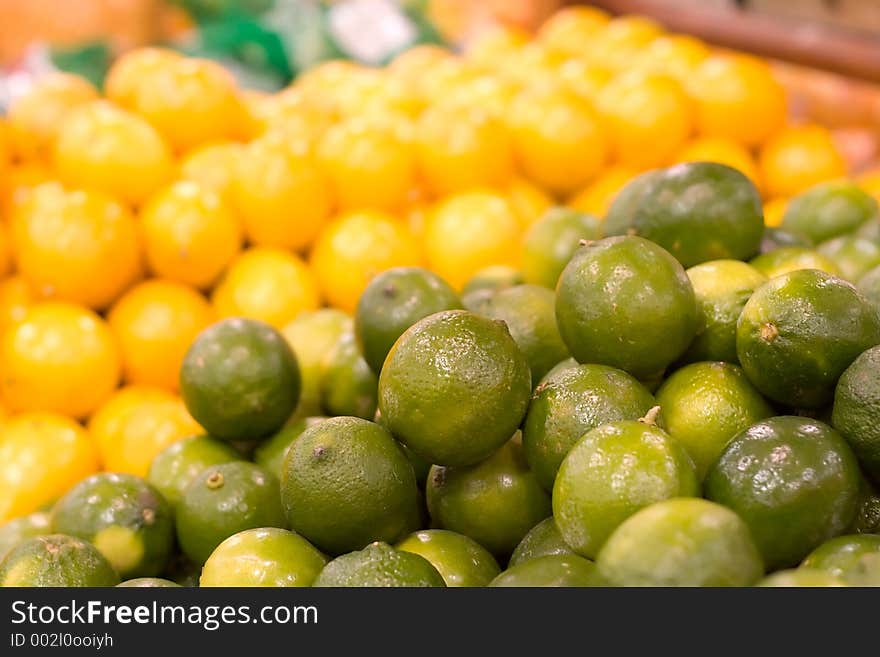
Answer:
2, 5, 880, 589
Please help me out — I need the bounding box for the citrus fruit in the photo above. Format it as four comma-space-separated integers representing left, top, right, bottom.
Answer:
757, 569, 846, 587
555, 236, 698, 379
104, 47, 182, 108
118, 577, 180, 587
857, 265, 880, 313
681, 260, 768, 364
656, 362, 773, 479
51, 473, 174, 579
523, 363, 656, 491
782, 180, 878, 244
0, 302, 120, 418
253, 417, 326, 481
567, 166, 637, 218
763, 197, 789, 228
489, 555, 605, 587
602, 168, 662, 235
857, 218, 880, 244
749, 246, 839, 279
553, 418, 699, 559
736, 269, 880, 408
180, 318, 301, 442
817, 236, 880, 282
509, 517, 575, 567
320, 333, 378, 420
801, 534, 880, 579
596, 498, 763, 586
521, 207, 602, 290
705, 416, 861, 569
676, 137, 762, 191
0, 512, 51, 561
536, 6, 610, 55
280, 417, 419, 555
832, 346, 880, 483
759, 227, 812, 254
200, 527, 326, 587
841, 553, 880, 586
460, 266, 524, 297
396, 529, 501, 587
378, 310, 531, 466
849, 480, 880, 534
587, 16, 665, 70
0, 535, 119, 587
109, 280, 214, 391
147, 435, 241, 507
175, 462, 286, 564
178, 141, 244, 205
760, 125, 846, 198
314, 542, 445, 587
355, 267, 461, 375
505, 177, 554, 228
426, 438, 551, 557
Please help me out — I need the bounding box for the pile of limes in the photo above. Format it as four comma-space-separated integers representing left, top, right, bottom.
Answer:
2, 6, 880, 587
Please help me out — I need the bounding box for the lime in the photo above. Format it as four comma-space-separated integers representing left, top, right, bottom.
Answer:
175, 461, 286, 564
749, 246, 840, 279
817, 235, 880, 282
509, 517, 575, 567
147, 435, 240, 507
0, 534, 119, 587
758, 569, 846, 587
782, 180, 878, 244
489, 555, 605, 587
313, 542, 445, 587
522, 207, 602, 289
858, 265, 880, 312
280, 416, 419, 555
596, 498, 764, 586
603, 168, 661, 236
0, 512, 51, 562
396, 529, 501, 587
460, 288, 496, 315
681, 260, 767, 364
705, 416, 861, 569
320, 332, 377, 420
655, 362, 774, 479
118, 577, 180, 587
832, 346, 880, 483
736, 269, 880, 408
841, 553, 880, 586
555, 236, 698, 378
759, 227, 812, 254
522, 363, 656, 491
426, 438, 551, 557
355, 267, 461, 376
378, 310, 532, 466
52, 473, 174, 579
460, 266, 524, 296
253, 417, 326, 481
180, 318, 301, 442
857, 218, 880, 244
801, 534, 880, 579
200, 527, 327, 587
553, 418, 699, 559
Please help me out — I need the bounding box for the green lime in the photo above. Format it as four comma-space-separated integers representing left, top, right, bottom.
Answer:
161, 553, 200, 587
175, 461, 286, 564
782, 180, 878, 244
705, 416, 861, 569
200, 527, 327, 587
0, 512, 51, 562
378, 310, 532, 466
832, 346, 880, 483
426, 438, 551, 557
509, 517, 575, 567
596, 498, 764, 587
523, 363, 656, 491
180, 318, 301, 442
117, 577, 180, 587
522, 207, 602, 289
552, 418, 698, 559
0, 534, 119, 587
147, 435, 240, 507
681, 260, 767, 364
758, 569, 846, 587
461, 265, 524, 296
555, 236, 698, 379
603, 168, 661, 236
857, 265, 880, 313
736, 269, 880, 408
320, 332, 377, 420
655, 362, 774, 480
478, 284, 569, 384
749, 246, 840, 279
759, 227, 813, 254
489, 555, 605, 587
840, 553, 880, 586
801, 534, 880, 579
850, 480, 880, 534
355, 267, 461, 375
857, 218, 880, 244
460, 288, 496, 315
282, 309, 352, 417
52, 473, 174, 579
313, 542, 445, 587
817, 235, 880, 283
253, 417, 326, 481
396, 529, 501, 587
280, 416, 419, 555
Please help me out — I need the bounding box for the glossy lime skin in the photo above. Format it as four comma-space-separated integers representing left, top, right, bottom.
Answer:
175, 462, 286, 564
147, 435, 240, 507
180, 318, 301, 442
817, 235, 880, 283
0, 512, 51, 562
314, 542, 445, 587
280, 417, 419, 556
553, 420, 699, 559
461, 266, 525, 296
749, 247, 840, 279
681, 260, 767, 364
849, 480, 880, 534
858, 265, 880, 313
378, 310, 532, 466
320, 333, 378, 420
489, 555, 605, 587
736, 269, 880, 409
603, 169, 661, 236
782, 180, 878, 244
597, 498, 764, 587
426, 438, 551, 558
509, 517, 575, 567
200, 527, 327, 587
117, 577, 180, 587
705, 416, 861, 570
522, 207, 602, 289
759, 227, 813, 254
758, 569, 846, 587
396, 529, 501, 587
656, 362, 774, 480
52, 473, 174, 579
841, 553, 880, 585
253, 417, 326, 481
832, 346, 880, 483
0, 534, 120, 587
355, 267, 462, 375
555, 236, 698, 379
801, 534, 880, 579
522, 363, 656, 491
607, 162, 764, 267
